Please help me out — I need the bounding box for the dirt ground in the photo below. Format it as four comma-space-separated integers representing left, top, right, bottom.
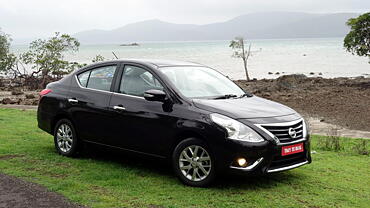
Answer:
0, 173, 85, 208
236, 75, 370, 131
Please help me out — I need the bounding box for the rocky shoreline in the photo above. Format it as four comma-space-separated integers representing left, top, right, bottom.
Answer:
0, 89, 39, 105
236, 75, 370, 131
1, 75, 369, 131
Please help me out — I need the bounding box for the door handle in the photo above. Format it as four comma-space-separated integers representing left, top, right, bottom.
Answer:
68, 98, 78, 103
113, 105, 126, 111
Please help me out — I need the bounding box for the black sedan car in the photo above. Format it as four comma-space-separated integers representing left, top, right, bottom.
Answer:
37, 59, 311, 186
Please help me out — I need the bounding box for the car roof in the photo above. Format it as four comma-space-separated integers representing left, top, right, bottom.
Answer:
90, 59, 204, 68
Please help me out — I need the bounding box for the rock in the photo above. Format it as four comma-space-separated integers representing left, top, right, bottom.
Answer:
275, 74, 307, 90
262, 92, 271, 97
275, 72, 280, 75
318, 72, 323, 75
268, 72, 273, 75
354, 76, 365, 79
22, 99, 38, 105
1, 98, 17, 104
309, 72, 315, 75
303, 54, 307, 56
25, 94, 36, 99
251, 89, 261, 94
32, 100, 39, 105
1, 98, 11, 104
11, 90, 24, 95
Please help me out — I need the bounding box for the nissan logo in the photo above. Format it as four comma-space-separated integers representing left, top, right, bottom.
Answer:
288, 128, 297, 138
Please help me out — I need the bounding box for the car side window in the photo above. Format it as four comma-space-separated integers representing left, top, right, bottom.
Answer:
119, 65, 163, 97
77, 70, 90, 87
85, 65, 117, 91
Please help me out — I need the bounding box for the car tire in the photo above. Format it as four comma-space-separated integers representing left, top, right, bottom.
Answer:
54, 119, 79, 157
172, 138, 216, 187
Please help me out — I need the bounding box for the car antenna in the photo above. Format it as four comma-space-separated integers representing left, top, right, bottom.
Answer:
112, 52, 119, 59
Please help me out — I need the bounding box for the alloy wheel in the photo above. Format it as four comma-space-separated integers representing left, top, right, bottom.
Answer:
56, 124, 73, 153
179, 145, 212, 182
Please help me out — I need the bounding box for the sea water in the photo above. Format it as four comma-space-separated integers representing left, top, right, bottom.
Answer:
11, 38, 369, 80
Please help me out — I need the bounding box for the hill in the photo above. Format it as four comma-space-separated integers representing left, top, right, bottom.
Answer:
74, 12, 358, 44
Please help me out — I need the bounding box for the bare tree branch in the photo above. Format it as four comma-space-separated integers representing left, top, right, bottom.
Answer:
229, 37, 252, 81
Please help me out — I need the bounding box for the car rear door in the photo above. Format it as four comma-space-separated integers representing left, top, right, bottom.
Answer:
68, 63, 120, 144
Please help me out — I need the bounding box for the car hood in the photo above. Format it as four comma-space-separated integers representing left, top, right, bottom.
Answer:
192, 96, 297, 119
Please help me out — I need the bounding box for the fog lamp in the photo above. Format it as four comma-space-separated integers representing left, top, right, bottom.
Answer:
237, 158, 247, 167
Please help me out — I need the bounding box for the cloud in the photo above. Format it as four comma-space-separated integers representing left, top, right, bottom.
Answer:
0, 0, 368, 40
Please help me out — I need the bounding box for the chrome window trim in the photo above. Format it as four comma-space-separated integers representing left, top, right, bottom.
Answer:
267, 160, 308, 173
75, 75, 145, 100
254, 118, 307, 145
75, 67, 167, 101
112, 92, 145, 100
230, 157, 264, 170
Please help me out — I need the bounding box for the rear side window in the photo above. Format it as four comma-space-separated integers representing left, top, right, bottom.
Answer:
77, 71, 90, 87
77, 65, 117, 91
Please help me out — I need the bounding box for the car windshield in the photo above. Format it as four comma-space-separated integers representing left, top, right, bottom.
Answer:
159, 66, 246, 99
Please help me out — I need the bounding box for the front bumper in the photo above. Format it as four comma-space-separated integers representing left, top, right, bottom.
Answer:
212, 135, 311, 175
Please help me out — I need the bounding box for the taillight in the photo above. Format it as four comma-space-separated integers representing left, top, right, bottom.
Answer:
39, 89, 52, 97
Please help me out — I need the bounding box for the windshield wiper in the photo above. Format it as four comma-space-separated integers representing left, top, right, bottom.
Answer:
239, 93, 253, 98
213, 94, 238, 99
211, 93, 253, 100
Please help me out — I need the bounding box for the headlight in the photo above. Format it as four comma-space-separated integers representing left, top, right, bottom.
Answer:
210, 113, 264, 142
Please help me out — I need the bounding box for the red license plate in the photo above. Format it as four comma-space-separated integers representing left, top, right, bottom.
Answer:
281, 143, 304, 156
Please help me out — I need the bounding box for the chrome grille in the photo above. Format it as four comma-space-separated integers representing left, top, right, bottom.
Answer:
261, 120, 304, 143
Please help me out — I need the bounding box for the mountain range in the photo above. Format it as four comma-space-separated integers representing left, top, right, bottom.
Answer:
74, 12, 358, 44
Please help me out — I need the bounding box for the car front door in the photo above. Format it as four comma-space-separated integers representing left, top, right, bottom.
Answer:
68, 64, 119, 144
107, 64, 174, 156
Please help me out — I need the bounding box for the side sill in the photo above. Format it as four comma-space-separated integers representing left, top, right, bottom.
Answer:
83, 140, 167, 159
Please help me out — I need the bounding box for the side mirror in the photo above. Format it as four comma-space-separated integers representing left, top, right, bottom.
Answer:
144, 89, 167, 102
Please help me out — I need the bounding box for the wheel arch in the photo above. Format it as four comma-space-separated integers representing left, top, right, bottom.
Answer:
51, 112, 75, 134
169, 130, 209, 157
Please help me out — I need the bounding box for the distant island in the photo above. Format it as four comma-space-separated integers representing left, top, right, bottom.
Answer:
74, 12, 358, 44
120, 43, 139, 46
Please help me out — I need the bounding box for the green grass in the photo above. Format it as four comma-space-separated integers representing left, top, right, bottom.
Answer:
0, 108, 369, 208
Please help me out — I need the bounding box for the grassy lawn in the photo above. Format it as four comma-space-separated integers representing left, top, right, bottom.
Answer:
0, 108, 369, 208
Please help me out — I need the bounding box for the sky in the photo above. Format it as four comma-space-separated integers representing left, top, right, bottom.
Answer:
0, 0, 369, 41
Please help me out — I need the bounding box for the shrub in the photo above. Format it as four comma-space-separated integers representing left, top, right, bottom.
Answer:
352, 140, 369, 155
317, 128, 342, 151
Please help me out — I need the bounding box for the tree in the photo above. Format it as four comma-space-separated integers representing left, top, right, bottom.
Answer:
92, 54, 105, 63
344, 12, 370, 63
0, 29, 17, 77
230, 37, 252, 81
21, 32, 80, 88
